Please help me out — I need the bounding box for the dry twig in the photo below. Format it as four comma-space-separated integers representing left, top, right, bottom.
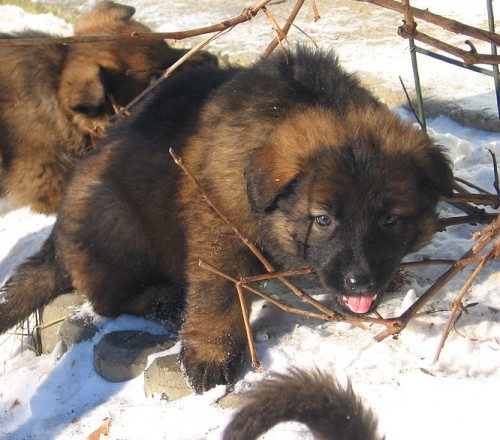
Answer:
111, 31, 227, 121
0, 0, 274, 47
354, 0, 500, 46
433, 244, 497, 362
261, 0, 307, 58
355, 0, 500, 66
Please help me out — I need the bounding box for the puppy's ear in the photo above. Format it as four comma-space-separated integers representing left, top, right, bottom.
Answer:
98, 1, 136, 22
75, 1, 136, 35
245, 148, 301, 212
245, 107, 343, 212
415, 142, 454, 199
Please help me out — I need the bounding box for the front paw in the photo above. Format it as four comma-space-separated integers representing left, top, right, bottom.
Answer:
179, 343, 244, 394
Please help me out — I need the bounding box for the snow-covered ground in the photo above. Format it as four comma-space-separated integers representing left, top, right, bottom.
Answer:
1, 2, 500, 439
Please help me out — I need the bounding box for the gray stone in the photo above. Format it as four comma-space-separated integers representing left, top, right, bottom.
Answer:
217, 392, 245, 409
93, 330, 175, 382
144, 353, 192, 400
58, 314, 98, 352
39, 293, 87, 354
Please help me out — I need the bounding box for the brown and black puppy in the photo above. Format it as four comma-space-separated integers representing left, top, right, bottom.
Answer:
0, 46, 453, 393
223, 369, 382, 440
0, 1, 215, 213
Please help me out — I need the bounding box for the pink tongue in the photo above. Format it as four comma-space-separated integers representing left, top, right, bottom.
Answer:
345, 295, 377, 314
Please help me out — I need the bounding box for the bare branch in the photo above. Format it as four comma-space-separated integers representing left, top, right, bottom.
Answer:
261, 0, 308, 58
0, 0, 274, 47
354, 0, 500, 47
433, 244, 496, 362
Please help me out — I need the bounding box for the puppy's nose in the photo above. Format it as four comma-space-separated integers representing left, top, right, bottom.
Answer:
345, 273, 374, 292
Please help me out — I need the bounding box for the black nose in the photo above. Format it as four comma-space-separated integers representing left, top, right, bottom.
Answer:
345, 273, 374, 292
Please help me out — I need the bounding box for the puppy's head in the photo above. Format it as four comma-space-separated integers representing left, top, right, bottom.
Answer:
246, 106, 453, 314
59, 1, 181, 133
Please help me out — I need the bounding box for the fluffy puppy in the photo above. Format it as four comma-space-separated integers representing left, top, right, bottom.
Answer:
0, 1, 215, 213
0, 46, 453, 393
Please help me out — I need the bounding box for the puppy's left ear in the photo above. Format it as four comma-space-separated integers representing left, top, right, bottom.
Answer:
245, 148, 301, 212
99, 1, 136, 22
75, 1, 136, 35
417, 142, 454, 199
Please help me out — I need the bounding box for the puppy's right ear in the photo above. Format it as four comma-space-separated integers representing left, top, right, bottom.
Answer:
245, 148, 300, 212
245, 108, 342, 212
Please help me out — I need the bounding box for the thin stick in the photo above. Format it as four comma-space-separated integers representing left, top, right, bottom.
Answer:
111, 30, 226, 121
399, 28, 500, 67
442, 193, 500, 206
454, 176, 492, 195
354, 0, 500, 47
35, 316, 66, 331
240, 267, 314, 283
310, 0, 321, 21
0, 0, 274, 47
440, 213, 499, 228
487, 150, 500, 196
199, 260, 332, 321
399, 76, 424, 129
399, 259, 458, 268
400, 256, 491, 269
236, 282, 260, 368
262, 6, 289, 44
433, 245, 495, 363
262, 0, 307, 58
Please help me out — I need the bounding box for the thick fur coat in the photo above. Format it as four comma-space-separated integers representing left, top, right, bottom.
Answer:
0, 46, 453, 393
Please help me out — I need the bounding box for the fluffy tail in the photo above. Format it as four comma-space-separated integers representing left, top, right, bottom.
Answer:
0, 232, 72, 334
223, 368, 382, 440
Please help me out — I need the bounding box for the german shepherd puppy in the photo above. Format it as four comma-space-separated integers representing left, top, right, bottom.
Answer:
223, 369, 382, 440
0, 46, 453, 393
0, 1, 215, 213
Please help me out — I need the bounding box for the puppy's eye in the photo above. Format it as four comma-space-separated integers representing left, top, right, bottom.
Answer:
315, 214, 332, 227
381, 213, 398, 227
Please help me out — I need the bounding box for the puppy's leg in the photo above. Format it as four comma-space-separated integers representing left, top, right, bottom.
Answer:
179, 222, 253, 393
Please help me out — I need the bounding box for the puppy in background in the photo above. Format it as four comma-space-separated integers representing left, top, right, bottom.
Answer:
223, 368, 383, 440
0, 1, 215, 213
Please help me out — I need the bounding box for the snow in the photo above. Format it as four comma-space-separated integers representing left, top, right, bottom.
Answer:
1, 2, 500, 439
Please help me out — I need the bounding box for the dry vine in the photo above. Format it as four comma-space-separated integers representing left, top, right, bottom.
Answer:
0, 0, 273, 47
355, 0, 500, 66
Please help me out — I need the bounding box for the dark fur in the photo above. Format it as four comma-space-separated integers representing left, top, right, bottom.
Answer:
0, 46, 453, 393
0, 1, 216, 213
223, 369, 382, 440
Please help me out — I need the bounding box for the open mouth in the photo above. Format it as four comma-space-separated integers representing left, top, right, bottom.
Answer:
340, 294, 378, 314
